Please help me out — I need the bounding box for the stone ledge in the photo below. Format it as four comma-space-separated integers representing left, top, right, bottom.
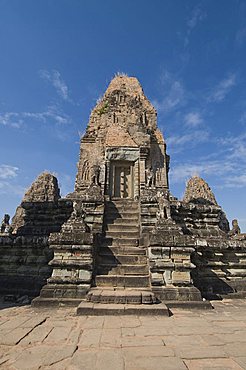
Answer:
31, 297, 82, 308
165, 300, 213, 309
76, 301, 170, 316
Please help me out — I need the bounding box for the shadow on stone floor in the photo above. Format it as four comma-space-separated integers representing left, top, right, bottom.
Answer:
0, 295, 31, 310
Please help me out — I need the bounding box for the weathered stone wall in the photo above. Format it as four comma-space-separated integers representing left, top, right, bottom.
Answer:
0, 173, 73, 299
0, 235, 52, 297
192, 238, 246, 298
33, 198, 104, 305
171, 202, 229, 236
16, 199, 73, 236
145, 219, 203, 301
183, 176, 218, 205
75, 75, 170, 195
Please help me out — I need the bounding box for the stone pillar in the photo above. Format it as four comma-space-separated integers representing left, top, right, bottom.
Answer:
140, 148, 148, 191
32, 202, 94, 307
148, 222, 203, 302
105, 160, 110, 197
133, 160, 139, 199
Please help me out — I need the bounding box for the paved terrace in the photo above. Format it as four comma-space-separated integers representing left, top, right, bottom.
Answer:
0, 300, 246, 370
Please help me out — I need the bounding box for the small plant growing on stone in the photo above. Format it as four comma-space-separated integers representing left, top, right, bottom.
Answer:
97, 101, 109, 115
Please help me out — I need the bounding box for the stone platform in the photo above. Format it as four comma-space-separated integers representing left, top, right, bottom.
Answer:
1, 299, 246, 369
77, 301, 170, 316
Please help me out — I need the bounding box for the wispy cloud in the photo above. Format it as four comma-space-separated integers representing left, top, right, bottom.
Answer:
0, 182, 25, 197
208, 73, 236, 103
224, 174, 246, 188
0, 104, 71, 128
58, 173, 74, 196
170, 160, 234, 184
219, 132, 246, 161
167, 129, 210, 153
170, 131, 246, 188
0, 113, 23, 128
39, 69, 70, 101
0, 165, 24, 197
184, 112, 203, 127
239, 112, 246, 125
235, 27, 246, 47
0, 165, 19, 180
152, 70, 185, 113
184, 4, 207, 47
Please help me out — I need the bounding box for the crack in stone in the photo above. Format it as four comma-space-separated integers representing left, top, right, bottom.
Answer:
16, 317, 47, 345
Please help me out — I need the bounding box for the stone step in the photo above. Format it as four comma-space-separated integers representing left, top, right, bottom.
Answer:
106, 208, 139, 218
103, 238, 140, 246
105, 217, 139, 224
97, 254, 147, 265
98, 246, 146, 256
105, 224, 139, 232
87, 288, 157, 304
106, 201, 139, 210
77, 302, 170, 316
97, 264, 149, 275
95, 275, 150, 288
105, 230, 139, 239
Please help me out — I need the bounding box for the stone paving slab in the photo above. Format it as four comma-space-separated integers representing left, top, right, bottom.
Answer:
0, 299, 246, 369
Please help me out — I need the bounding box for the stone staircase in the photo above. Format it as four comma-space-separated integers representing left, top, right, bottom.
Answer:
77, 200, 169, 315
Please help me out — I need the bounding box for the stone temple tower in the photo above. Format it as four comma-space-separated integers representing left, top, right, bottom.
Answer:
26, 74, 245, 313
75, 75, 170, 199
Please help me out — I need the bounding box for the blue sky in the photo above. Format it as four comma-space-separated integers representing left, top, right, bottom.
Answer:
0, 0, 246, 231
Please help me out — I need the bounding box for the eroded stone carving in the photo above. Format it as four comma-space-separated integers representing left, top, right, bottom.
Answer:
183, 176, 218, 205
81, 160, 90, 182
146, 167, 155, 188
0, 214, 12, 234
23, 172, 60, 203
228, 219, 241, 237
90, 164, 100, 185
157, 190, 171, 220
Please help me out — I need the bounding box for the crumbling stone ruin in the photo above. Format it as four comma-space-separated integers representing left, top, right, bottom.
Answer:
0, 173, 72, 299
1, 75, 245, 313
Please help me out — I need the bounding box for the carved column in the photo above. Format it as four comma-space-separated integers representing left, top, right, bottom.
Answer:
105, 160, 111, 196
140, 147, 148, 191
133, 160, 139, 199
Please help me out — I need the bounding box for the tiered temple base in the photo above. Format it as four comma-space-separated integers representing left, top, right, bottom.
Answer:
77, 200, 169, 315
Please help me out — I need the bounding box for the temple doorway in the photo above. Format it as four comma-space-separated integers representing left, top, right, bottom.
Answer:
110, 161, 134, 198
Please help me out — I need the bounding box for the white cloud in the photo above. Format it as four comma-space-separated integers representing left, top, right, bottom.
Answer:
167, 130, 210, 152
0, 182, 25, 196
152, 71, 185, 113
219, 132, 246, 162
58, 173, 74, 196
0, 165, 24, 197
239, 112, 246, 125
0, 113, 23, 128
184, 112, 203, 127
208, 74, 236, 103
184, 5, 207, 47
170, 131, 246, 190
0, 165, 19, 180
170, 160, 234, 184
223, 174, 246, 188
187, 5, 206, 30
235, 27, 246, 47
39, 69, 70, 101
0, 105, 71, 128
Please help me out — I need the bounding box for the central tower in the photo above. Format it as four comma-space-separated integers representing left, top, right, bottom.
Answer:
75, 75, 170, 199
